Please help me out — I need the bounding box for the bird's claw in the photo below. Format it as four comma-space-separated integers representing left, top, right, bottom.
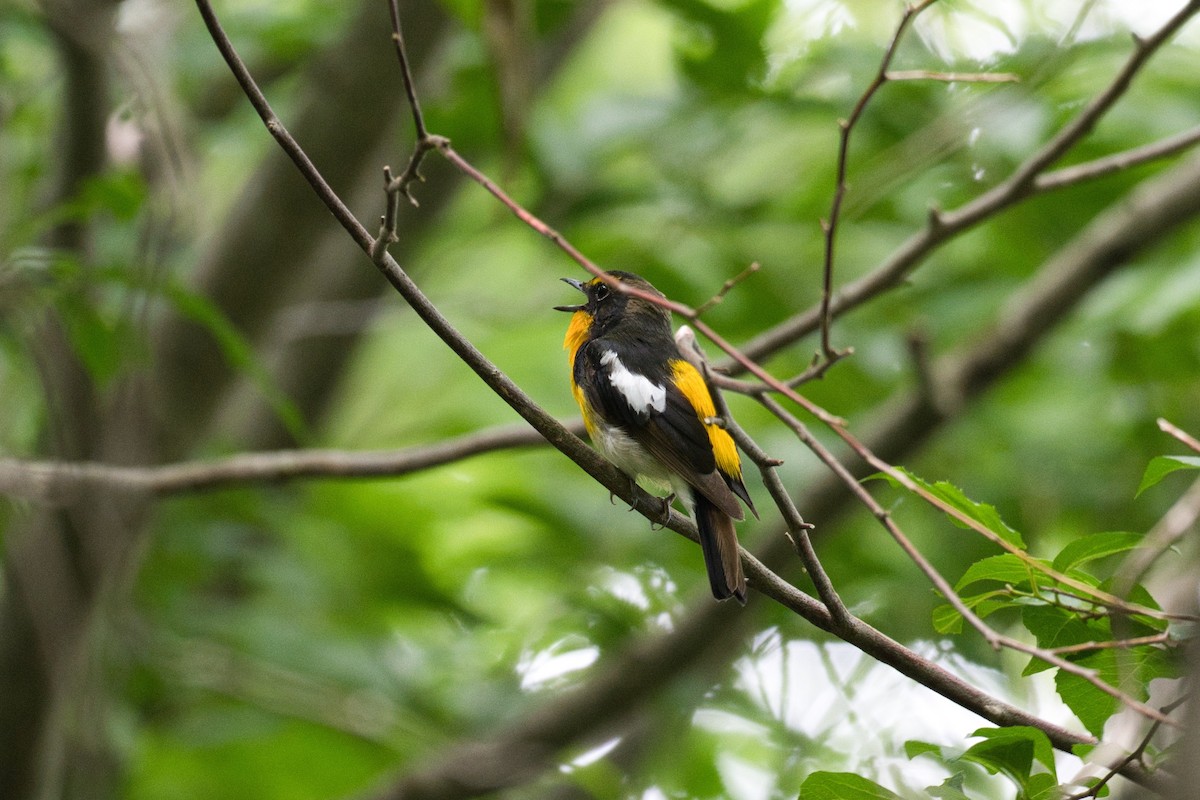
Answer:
648, 492, 676, 530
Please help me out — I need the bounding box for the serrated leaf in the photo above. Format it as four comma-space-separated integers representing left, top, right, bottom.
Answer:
799, 771, 904, 800
1137, 455, 1200, 497
1054, 660, 1116, 738
1052, 532, 1143, 572
1051, 641, 1174, 737
885, 467, 1025, 546
1021, 605, 1106, 666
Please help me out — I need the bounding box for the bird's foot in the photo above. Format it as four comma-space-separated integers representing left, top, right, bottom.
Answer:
647, 492, 676, 530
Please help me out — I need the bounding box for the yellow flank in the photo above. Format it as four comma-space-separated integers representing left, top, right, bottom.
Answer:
563, 311, 592, 370
670, 359, 741, 478
564, 310, 597, 437
572, 380, 597, 438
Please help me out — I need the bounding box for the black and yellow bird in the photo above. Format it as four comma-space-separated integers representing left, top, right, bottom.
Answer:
556, 271, 756, 603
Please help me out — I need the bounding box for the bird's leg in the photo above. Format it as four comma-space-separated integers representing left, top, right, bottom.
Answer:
610, 475, 640, 508
609, 476, 675, 528
648, 493, 676, 530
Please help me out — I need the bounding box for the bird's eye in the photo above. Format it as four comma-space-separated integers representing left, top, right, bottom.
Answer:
594, 284, 610, 301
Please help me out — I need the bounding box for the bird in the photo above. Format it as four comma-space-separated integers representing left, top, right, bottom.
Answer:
555, 271, 756, 603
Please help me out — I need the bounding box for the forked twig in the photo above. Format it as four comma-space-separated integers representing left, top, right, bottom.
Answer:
818, 0, 941, 361
737, 0, 1200, 371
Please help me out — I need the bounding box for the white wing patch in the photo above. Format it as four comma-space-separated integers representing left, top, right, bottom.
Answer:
600, 350, 666, 415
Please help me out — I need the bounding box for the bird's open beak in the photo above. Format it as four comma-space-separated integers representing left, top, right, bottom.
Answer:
554, 277, 587, 312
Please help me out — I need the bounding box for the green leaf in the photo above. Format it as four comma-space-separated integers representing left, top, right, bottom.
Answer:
904, 740, 947, 760
799, 771, 904, 800
932, 603, 964, 634
1060, 646, 1176, 737
955, 554, 1040, 592
1026, 771, 1062, 799
658, 0, 775, 93
934, 589, 1016, 634
1137, 455, 1200, 496
960, 727, 1057, 796
926, 773, 973, 800
1053, 657, 1117, 738
883, 467, 1025, 547
1052, 532, 1143, 572
1021, 605, 1103, 676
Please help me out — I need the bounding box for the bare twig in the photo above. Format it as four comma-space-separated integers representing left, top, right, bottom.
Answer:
818, 0, 940, 362
885, 69, 1020, 83
385, 0, 437, 204
1159, 417, 1200, 454
0, 422, 581, 503
1048, 634, 1173, 657
1034, 124, 1200, 192
728, 417, 850, 628
695, 262, 759, 316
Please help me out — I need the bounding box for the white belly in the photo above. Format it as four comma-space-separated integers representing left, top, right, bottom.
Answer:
591, 418, 687, 500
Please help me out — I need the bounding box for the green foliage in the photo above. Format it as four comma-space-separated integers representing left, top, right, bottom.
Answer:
908, 727, 1061, 800
893, 465, 1180, 742
873, 467, 1025, 547
1137, 455, 1200, 496
799, 771, 904, 800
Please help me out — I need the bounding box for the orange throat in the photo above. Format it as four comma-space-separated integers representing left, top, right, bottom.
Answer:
563, 311, 592, 370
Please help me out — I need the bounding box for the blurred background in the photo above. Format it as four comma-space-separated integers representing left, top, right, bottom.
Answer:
2, 0, 1199, 797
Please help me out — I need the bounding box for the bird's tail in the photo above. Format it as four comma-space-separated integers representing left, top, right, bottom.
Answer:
693, 490, 746, 604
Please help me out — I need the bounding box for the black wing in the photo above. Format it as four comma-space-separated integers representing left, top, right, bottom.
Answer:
576, 339, 743, 519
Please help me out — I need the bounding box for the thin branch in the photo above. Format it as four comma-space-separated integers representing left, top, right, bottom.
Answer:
694, 262, 759, 316
1159, 417, 1200, 454
1048, 634, 1173, 657
818, 0, 940, 362
0, 422, 581, 503
727, 416, 851, 629
385, 0, 436, 205
1033, 124, 1200, 192
387, 0, 429, 143
884, 69, 1020, 83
